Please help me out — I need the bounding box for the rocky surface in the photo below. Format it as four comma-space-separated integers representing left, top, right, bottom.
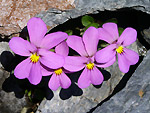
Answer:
93, 50, 150, 113
142, 27, 150, 45
37, 0, 150, 31
0, 42, 27, 113
0, 0, 75, 36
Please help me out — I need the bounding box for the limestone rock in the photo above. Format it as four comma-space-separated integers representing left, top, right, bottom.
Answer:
93, 50, 150, 113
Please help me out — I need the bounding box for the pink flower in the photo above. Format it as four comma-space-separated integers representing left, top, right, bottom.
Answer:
63, 27, 114, 89
95, 23, 139, 73
9, 17, 68, 85
42, 41, 71, 91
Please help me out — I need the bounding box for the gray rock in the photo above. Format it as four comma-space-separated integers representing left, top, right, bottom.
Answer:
93, 51, 150, 113
0, 42, 27, 113
0, 42, 12, 68
142, 27, 150, 45
36, 0, 150, 30
0, 68, 27, 113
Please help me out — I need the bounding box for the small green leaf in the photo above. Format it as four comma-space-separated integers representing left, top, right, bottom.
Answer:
84, 23, 99, 31
27, 36, 30, 42
118, 27, 124, 36
81, 15, 94, 27
25, 89, 28, 94
28, 90, 31, 97
105, 18, 118, 24
50, 49, 55, 52
88, 23, 99, 28
65, 30, 73, 35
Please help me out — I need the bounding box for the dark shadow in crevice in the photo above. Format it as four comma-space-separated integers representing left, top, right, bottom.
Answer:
59, 82, 83, 100
50, 8, 150, 50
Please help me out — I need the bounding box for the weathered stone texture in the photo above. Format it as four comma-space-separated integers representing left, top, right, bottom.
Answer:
93, 51, 150, 113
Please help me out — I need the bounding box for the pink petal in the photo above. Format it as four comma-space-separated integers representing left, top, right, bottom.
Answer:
102, 22, 119, 42
96, 57, 116, 68
83, 26, 99, 56
78, 68, 91, 89
48, 73, 60, 91
14, 57, 32, 79
40, 32, 68, 49
95, 44, 116, 63
98, 28, 115, 44
39, 49, 64, 69
118, 53, 130, 73
90, 67, 104, 85
117, 27, 137, 47
55, 41, 69, 57
28, 62, 42, 85
59, 72, 71, 89
123, 48, 139, 65
40, 65, 53, 76
63, 56, 88, 72
27, 17, 47, 47
9, 37, 36, 56
66, 35, 88, 57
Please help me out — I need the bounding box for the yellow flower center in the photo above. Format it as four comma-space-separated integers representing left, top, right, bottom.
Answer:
86, 62, 94, 70
116, 46, 124, 54
54, 68, 63, 75
30, 53, 40, 63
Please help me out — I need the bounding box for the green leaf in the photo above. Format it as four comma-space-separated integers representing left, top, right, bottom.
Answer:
50, 49, 55, 52
25, 89, 28, 94
88, 23, 99, 28
105, 18, 118, 24
81, 15, 94, 27
118, 27, 124, 36
26, 36, 30, 42
65, 30, 73, 35
85, 23, 99, 31
28, 90, 31, 97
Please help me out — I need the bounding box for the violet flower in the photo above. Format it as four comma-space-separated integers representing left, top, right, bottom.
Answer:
42, 41, 71, 91
63, 27, 114, 89
9, 17, 68, 85
95, 22, 139, 73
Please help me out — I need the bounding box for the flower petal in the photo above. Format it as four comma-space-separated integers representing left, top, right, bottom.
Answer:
39, 49, 64, 69
96, 57, 116, 68
90, 67, 104, 85
63, 56, 88, 72
28, 62, 42, 85
83, 26, 99, 56
55, 41, 69, 57
59, 72, 71, 89
95, 44, 116, 63
78, 68, 91, 89
66, 35, 88, 56
98, 28, 115, 43
117, 27, 137, 47
118, 53, 130, 73
102, 22, 119, 42
27, 17, 47, 47
40, 64, 53, 76
48, 73, 60, 91
9, 37, 36, 56
14, 58, 32, 79
40, 32, 68, 49
123, 48, 139, 65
